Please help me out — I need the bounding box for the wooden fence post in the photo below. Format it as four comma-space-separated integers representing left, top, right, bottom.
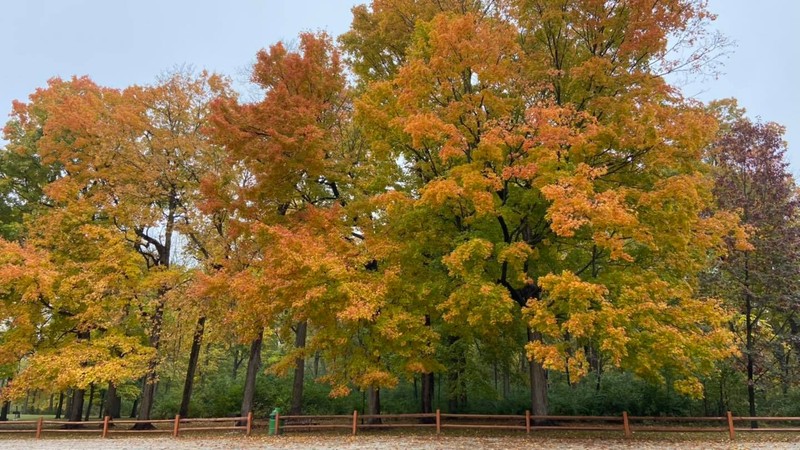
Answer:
352, 410, 358, 436
35, 416, 43, 439
102, 415, 110, 438
727, 411, 735, 440
436, 409, 441, 434
275, 411, 280, 436
525, 410, 531, 434
622, 411, 631, 438
246, 411, 253, 436
173, 414, 180, 438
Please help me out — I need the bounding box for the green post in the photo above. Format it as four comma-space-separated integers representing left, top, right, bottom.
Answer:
268, 408, 281, 435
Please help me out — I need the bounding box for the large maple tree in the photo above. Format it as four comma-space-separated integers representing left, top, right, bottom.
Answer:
351, 0, 742, 414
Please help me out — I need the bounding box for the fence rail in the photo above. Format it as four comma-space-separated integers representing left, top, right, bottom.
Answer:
277, 410, 800, 439
0, 412, 252, 439
4, 410, 800, 440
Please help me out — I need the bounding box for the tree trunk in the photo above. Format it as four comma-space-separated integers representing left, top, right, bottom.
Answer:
421, 373, 434, 413
232, 346, 245, 379
744, 255, 758, 429
0, 400, 9, 421
445, 336, 467, 413
129, 397, 139, 418
746, 315, 757, 428
367, 387, 381, 424
718, 375, 726, 416
131, 199, 174, 428
290, 321, 307, 415
240, 331, 263, 420
55, 392, 64, 419
104, 383, 121, 418
447, 369, 459, 413
67, 388, 85, 426
527, 328, 548, 418
420, 313, 435, 422
84, 383, 95, 421
134, 298, 166, 429
0, 379, 10, 421
98, 390, 105, 419
180, 316, 206, 418
502, 360, 511, 399
65, 389, 73, 419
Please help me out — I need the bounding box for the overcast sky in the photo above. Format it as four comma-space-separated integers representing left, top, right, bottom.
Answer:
2, 0, 797, 173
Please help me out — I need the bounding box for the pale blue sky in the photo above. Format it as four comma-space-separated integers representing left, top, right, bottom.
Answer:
1, 0, 797, 172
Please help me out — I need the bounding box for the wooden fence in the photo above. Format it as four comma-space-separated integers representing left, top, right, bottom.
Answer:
0, 412, 252, 439
3, 410, 800, 440
277, 410, 800, 439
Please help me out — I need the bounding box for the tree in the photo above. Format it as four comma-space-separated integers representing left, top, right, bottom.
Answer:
209, 32, 352, 415
706, 104, 800, 424
0, 213, 154, 423
352, 0, 741, 414
3, 71, 231, 425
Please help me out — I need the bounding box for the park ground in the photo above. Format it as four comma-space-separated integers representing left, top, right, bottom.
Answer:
2, 432, 800, 449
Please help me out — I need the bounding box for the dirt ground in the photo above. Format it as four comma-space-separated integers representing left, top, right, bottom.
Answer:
2, 434, 800, 450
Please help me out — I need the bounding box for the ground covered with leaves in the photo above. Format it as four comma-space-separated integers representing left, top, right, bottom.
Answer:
2, 432, 800, 449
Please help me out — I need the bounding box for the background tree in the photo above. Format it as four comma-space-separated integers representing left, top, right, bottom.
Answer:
705, 103, 800, 425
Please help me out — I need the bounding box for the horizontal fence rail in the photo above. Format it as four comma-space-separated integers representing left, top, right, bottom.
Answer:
5, 410, 800, 440
0, 412, 253, 439
275, 410, 800, 439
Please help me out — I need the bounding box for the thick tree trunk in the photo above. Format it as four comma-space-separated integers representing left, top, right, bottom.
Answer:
421, 373, 434, 413
0, 400, 9, 421
367, 387, 382, 424
290, 321, 307, 415
180, 316, 206, 418
66, 388, 85, 426
527, 328, 548, 418
240, 331, 263, 420
104, 383, 121, 418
